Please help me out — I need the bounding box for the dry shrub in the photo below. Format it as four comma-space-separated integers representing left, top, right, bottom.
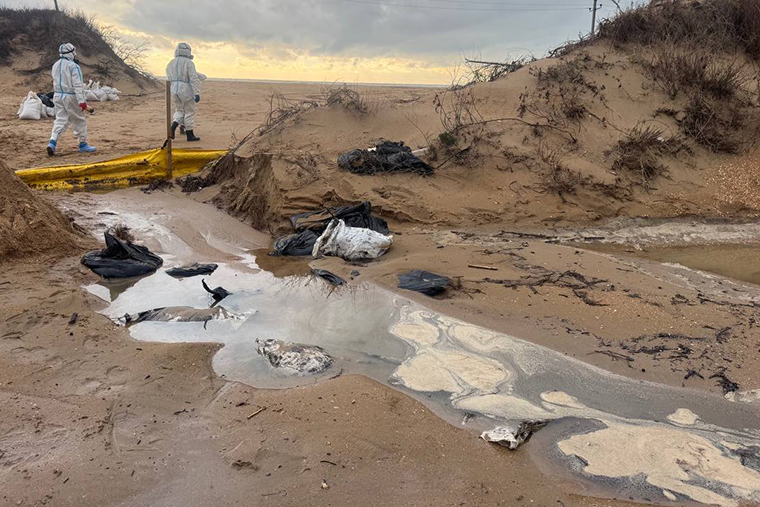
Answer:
538, 144, 584, 197
559, 88, 588, 120
612, 123, 691, 185
433, 88, 483, 136
597, 0, 760, 61
257, 92, 319, 136
536, 59, 589, 87
0, 7, 153, 86
521, 55, 607, 133
456, 56, 535, 87
643, 49, 750, 99
322, 84, 377, 115
681, 93, 746, 153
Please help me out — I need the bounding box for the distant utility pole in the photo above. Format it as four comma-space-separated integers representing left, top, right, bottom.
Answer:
590, 0, 602, 35
54, 1, 59, 11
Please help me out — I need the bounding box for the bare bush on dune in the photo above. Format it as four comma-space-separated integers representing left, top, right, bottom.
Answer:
451, 55, 535, 89
0, 7, 154, 86
536, 142, 585, 199
641, 48, 752, 100
611, 122, 692, 187
598, 0, 760, 60
256, 92, 320, 136
97, 25, 152, 80
322, 84, 378, 115
681, 93, 747, 153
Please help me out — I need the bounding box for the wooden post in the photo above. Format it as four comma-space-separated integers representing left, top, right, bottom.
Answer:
165, 81, 173, 179
591, 0, 599, 36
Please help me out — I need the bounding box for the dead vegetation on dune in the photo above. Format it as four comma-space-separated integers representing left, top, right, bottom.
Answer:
641, 49, 751, 101
322, 84, 378, 115
209, 0, 760, 229
452, 56, 535, 89
255, 84, 379, 137
256, 92, 320, 136
0, 7, 154, 87
598, 0, 760, 59
610, 123, 692, 187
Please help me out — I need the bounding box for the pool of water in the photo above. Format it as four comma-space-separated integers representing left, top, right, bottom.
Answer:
80, 191, 760, 507
585, 242, 760, 287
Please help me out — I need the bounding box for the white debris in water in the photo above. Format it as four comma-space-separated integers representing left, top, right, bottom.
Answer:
725, 389, 760, 404
557, 421, 760, 507
481, 421, 548, 450
123, 306, 244, 325
667, 408, 699, 426
256, 339, 333, 375
662, 490, 677, 501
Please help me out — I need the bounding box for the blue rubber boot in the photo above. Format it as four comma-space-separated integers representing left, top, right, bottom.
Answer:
79, 142, 96, 153
46, 139, 57, 157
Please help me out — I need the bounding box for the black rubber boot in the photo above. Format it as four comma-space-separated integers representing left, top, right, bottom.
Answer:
186, 130, 200, 142
170, 121, 179, 140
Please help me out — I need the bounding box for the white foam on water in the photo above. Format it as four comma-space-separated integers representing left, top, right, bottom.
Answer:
387, 306, 760, 507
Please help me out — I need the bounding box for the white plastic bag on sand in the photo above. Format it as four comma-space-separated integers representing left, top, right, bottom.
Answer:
86, 90, 99, 102
104, 85, 121, 101
312, 219, 392, 261
45, 106, 55, 117
481, 420, 548, 450
92, 82, 108, 102
18, 91, 42, 120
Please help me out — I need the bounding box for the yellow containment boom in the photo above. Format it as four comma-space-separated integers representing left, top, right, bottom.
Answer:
16, 148, 227, 191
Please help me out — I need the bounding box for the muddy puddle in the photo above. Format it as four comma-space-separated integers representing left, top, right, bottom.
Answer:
75, 191, 760, 507
584, 242, 760, 287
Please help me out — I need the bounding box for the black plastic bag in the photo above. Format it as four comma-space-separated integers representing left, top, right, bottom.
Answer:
38, 92, 55, 108
338, 141, 432, 176
290, 201, 389, 235
202, 279, 231, 303
166, 263, 218, 278
398, 270, 450, 297
270, 230, 319, 256
312, 269, 346, 286
81, 231, 163, 279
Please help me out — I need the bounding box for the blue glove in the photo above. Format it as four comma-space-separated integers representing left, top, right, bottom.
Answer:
195, 95, 200, 103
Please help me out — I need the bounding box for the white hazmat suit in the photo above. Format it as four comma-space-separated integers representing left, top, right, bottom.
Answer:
166, 43, 201, 140
47, 43, 95, 156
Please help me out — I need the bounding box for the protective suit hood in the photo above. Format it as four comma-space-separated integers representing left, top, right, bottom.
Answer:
175, 42, 194, 60
59, 43, 77, 61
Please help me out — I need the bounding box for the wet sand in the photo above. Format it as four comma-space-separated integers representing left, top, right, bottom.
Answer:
6, 187, 755, 507
0, 188, 653, 507
4, 75, 760, 505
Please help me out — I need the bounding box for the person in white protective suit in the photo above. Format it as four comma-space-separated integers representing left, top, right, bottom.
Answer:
46, 43, 96, 156
166, 42, 201, 142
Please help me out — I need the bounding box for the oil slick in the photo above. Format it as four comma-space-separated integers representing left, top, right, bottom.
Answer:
388, 307, 760, 507
81, 193, 760, 507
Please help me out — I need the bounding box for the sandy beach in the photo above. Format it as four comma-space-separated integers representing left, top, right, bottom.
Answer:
3, 2, 760, 505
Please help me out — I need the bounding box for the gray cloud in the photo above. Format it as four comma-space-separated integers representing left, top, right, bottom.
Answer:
6, 0, 616, 63
121, 0, 601, 60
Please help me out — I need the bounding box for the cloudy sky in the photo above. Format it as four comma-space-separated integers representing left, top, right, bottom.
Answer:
6, 0, 619, 84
